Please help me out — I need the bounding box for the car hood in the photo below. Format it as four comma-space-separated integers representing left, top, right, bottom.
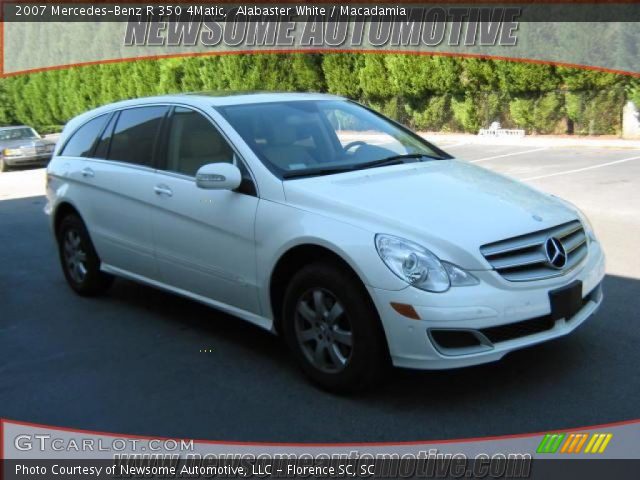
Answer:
283, 160, 578, 269
0, 138, 54, 149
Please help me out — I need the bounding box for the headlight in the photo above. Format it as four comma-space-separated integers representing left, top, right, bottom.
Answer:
577, 211, 597, 243
551, 195, 597, 243
375, 234, 478, 293
3, 148, 22, 157
443, 262, 480, 287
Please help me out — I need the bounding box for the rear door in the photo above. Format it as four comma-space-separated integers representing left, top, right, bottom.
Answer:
151, 106, 261, 314
82, 105, 169, 279
55, 112, 112, 246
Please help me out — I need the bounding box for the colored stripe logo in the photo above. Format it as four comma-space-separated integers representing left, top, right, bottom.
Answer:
537, 433, 613, 454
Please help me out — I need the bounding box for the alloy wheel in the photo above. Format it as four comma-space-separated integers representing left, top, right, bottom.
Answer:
63, 229, 88, 284
294, 288, 353, 373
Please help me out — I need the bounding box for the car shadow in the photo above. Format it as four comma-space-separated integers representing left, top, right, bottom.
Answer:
105, 271, 636, 403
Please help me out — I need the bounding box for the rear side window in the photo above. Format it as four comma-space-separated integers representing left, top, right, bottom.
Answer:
60, 114, 109, 157
108, 106, 168, 166
93, 113, 118, 160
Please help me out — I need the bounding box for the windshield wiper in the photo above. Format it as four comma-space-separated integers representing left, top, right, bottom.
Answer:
354, 153, 436, 170
282, 166, 356, 179
282, 153, 441, 179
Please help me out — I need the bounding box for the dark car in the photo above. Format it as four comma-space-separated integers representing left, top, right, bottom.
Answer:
0, 126, 56, 172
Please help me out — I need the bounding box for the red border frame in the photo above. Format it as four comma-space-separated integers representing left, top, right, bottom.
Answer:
2, 49, 640, 79
0, 0, 638, 453
1, 417, 638, 447
1, 418, 5, 480
2, 0, 640, 77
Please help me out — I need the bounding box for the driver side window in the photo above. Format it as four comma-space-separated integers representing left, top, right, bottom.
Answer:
166, 107, 234, 177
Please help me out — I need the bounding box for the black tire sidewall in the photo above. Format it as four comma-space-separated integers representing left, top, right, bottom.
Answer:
282, 262, 388, 392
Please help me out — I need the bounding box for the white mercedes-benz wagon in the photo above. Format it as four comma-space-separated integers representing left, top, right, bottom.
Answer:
46, 93, 605, 391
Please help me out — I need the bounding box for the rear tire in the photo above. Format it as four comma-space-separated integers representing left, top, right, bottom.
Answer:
282, 262, 389, 393
57, 214, 114, 296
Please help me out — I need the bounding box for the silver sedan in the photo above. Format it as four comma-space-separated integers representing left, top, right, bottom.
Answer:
0, 126, 56, 172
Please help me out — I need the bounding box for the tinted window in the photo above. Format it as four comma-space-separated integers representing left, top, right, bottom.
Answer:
108, 106, 168, 166
93, 113, 118, 159
61, 114, 109, 158
164, 107, 234, 177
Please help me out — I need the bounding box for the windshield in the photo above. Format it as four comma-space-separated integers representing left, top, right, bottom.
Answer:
216, 100, 449, 178
0, 127, 40, 141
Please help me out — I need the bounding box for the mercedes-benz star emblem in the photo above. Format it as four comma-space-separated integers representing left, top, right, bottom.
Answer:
544, 237, 568, 269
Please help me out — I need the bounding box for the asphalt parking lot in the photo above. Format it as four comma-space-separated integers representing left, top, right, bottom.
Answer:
1, 141, 639, 442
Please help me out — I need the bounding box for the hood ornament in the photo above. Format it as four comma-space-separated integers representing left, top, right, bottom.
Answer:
544, 237, 568, 269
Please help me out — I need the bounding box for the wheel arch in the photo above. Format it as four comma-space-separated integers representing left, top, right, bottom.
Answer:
53, 201, 83, 236
269, 242, 375, 335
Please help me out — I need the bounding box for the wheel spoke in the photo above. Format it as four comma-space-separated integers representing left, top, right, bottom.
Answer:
297, 301, 316, 324
326, 302, 344, 324
332, 327, 352, 347
77, 262, 87, 278
73, 263, 81, 280
298, 328, 316, 343
69, 264, 80, 283
328, 343, 347, 368
313, 290, 327, 317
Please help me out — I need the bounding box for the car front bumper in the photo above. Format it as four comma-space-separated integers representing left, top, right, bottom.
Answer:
369, 240, 606, 370
3, 153, 52, 167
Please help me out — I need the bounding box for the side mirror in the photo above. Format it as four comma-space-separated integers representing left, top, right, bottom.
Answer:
195, 163, 242, 190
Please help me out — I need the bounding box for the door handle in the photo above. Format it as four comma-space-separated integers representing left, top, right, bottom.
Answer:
81, 167, 95, 178
154, 184, 173, 197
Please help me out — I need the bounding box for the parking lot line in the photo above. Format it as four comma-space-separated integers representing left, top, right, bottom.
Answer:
469, 147, 548, 163
522, 155, 640, 181
438, 142, 469, 148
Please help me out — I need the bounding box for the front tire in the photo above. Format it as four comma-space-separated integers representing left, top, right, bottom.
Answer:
57, 214, 114, 296
282, 262, 389, 393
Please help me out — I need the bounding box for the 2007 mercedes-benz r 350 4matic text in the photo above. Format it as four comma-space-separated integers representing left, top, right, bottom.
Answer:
46, 93, 605, 392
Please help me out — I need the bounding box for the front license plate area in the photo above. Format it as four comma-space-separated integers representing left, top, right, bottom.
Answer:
549, 280, 583, 321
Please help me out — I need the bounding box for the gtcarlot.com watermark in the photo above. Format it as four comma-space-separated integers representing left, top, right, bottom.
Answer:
14, 433, 194, 453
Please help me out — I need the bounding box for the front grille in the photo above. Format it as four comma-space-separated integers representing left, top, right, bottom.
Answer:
480, 220, 588, 282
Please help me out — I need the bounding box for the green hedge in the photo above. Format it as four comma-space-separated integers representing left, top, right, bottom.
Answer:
0, 53, 637, 135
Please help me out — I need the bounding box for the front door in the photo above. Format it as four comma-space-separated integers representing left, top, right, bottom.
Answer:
151, 106, 261, 314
